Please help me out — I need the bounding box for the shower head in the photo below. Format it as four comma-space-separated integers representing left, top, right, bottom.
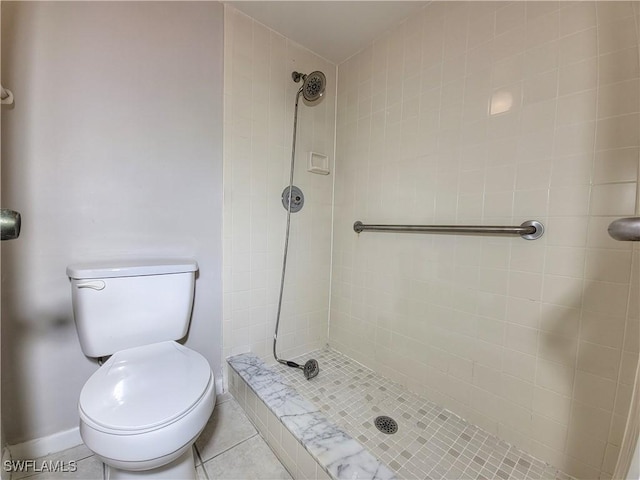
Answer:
292, 71, 326, 103
302, 71, 326, 102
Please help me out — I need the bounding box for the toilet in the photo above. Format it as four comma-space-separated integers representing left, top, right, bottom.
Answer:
67, 259, 215, 480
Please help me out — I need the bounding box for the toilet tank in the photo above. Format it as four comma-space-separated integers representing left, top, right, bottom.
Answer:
67, 259, 198, 357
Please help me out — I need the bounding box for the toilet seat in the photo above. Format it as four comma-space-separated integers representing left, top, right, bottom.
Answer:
80, 341, 212, 434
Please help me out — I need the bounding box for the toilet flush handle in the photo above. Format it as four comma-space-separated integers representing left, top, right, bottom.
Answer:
76, 280, 106, 291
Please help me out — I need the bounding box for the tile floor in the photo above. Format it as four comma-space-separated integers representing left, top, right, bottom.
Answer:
6, 393, 291, 480
7, 352, 576, 480
273, 347, 574, 480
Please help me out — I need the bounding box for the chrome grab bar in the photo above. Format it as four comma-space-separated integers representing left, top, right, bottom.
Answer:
353, 220, 544, 240
1, 209, 21, 241
608, 217, 640, 241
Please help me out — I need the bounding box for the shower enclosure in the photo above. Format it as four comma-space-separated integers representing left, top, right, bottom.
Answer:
223, 3, 640, 479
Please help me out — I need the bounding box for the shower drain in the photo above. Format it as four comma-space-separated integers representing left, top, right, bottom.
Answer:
374, 416, 398, 434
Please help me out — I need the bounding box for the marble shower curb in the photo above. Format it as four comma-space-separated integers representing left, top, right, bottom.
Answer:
227, 353, 396, 480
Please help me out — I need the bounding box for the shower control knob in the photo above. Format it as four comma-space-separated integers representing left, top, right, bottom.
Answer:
281, 186, 304, 213
1, 209, 21, 241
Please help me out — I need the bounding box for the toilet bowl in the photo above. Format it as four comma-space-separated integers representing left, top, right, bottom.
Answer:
79, 342, 215, 477
67, 259, 215, 479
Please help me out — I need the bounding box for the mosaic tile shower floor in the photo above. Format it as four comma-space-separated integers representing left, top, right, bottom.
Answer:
273, 347, 573, 480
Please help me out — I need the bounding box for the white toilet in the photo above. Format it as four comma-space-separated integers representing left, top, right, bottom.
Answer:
67, 259, 215, 480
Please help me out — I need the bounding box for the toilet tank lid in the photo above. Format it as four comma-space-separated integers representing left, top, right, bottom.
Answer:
67, 259, 198, 279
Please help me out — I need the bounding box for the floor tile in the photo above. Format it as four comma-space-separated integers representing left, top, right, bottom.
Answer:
196, 464, 208, 480
195, 397, 257, 463
201, 435, 291, 480
6, 396, 288, 480
19, 455, 103, 480
273, 347, 573, 480
216, 392, 233, 405
10, 444, 96, 480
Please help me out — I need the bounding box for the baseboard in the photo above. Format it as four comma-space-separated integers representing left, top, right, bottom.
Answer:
1, 446, 11, 480
8, 427, 82, 460
215, 373, 225, 395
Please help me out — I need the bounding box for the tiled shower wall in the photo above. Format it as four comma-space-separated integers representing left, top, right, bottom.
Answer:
330, 3, 639, 480
222, 7, 336, 362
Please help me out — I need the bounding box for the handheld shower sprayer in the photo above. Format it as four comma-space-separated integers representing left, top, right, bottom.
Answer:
273, 71, 327, 381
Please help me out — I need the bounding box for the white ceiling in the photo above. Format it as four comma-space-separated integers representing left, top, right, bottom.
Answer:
225, 1, 429, 64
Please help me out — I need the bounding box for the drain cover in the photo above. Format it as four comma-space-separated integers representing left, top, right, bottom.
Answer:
374, 416, 398, 434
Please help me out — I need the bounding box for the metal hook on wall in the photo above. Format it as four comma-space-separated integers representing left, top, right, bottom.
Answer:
1, 85, 14, 105
1, 209, 21, 240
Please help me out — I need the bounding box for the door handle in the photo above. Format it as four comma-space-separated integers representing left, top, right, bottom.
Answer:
1, 209, 21, 241
608, 217, 640, 241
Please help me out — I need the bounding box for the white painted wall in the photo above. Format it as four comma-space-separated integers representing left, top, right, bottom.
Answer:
1, 1, 223, 447
629, 433, 640, 480
0, 2, 7, 473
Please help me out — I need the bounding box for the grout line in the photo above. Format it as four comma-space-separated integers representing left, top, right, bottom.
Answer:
326, 60, 339, 345
193, 445, 210, 480
215, 394, 234, 406
193, 444, 204, 467
198, 433, 259, 467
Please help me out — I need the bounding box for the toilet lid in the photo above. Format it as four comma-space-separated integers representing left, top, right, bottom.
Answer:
79, 341, 212, 432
